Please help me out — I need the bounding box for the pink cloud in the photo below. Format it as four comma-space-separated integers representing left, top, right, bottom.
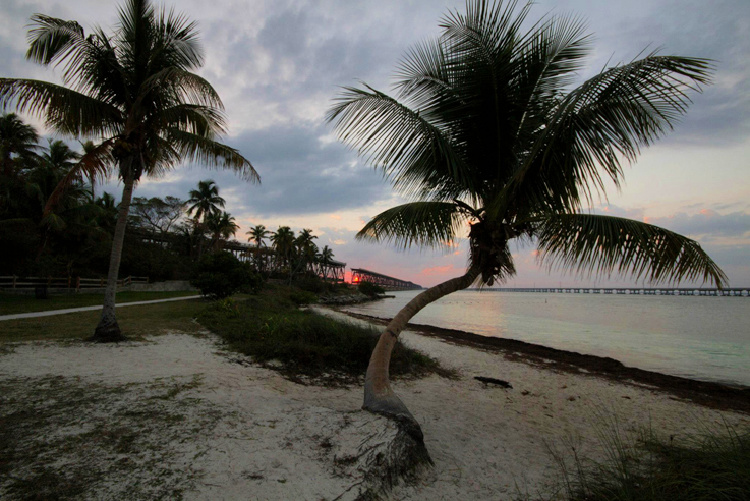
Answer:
420, 264, 455, 276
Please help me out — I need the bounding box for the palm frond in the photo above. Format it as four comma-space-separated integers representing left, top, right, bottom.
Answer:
44, 139, 115, 214
517, 54, 713, 209
512, 14, 592, 139
157, 103, 226, 136
139, 68, 225, 114
356, 201, 469, 250
535, 213, 727, 287
166, 128, 259, 183
25, 14, 86, 66
327, 86, 473, 198
0, 78, 123, 136
154, 5, 203, 69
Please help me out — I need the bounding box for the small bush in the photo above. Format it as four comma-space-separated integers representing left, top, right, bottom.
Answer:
289, 290, 318, 306
295, 275, 331, 294
358, 281, 385, 297
190, 252, 262, 299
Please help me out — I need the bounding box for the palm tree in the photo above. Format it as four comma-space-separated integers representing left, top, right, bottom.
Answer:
0, 113, 41, 178
0, 0, 258, 341
187, 179, 226, 224
328, 0, 726, 448
246, 224, 270, 248
295, 228, 319, 271
41, 139, 79, 174
246, 223, 270, 271
206, 210, 238, 251
318, 244, 334, 281
270, 226, 295, 269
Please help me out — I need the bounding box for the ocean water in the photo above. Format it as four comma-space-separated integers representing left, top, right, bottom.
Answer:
342, 290, 750, 387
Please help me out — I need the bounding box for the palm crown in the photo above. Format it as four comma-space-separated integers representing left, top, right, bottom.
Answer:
328, 0, 726, 288
187, 179, 226, 223
0, 0, 257, 185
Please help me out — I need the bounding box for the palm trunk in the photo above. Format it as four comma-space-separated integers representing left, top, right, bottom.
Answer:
93, 171, 135, 342
363, 265, 480, 420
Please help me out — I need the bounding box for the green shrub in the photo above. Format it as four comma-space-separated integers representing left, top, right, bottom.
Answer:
190, 252, 262, 299
358, 281, 385, 297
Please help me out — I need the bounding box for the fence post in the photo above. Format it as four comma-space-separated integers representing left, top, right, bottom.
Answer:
76, 276, 80, 292
13, 275, 16, 288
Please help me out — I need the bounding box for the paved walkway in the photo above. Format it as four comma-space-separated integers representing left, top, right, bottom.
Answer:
0, 295, 201, 322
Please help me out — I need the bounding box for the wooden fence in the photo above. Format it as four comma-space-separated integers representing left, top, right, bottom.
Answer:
0, 275, 149, 292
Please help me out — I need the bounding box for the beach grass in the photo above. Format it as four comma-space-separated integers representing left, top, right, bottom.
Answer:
0, 290, 198, 316
546, 417, 750, 501
0, 298, 207, 343
198, 284, 452, 383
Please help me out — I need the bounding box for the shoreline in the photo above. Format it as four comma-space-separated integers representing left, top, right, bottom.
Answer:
335, 309, 750, 414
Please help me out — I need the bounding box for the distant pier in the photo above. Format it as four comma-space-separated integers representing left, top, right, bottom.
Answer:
492, 287, 749, 297
350, 268, 422, 290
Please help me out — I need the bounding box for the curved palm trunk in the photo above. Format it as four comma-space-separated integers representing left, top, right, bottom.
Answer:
363, 265, 480, 426
93, 172, 135, 342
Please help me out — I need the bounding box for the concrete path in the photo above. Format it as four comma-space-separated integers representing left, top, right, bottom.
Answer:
0, 295, 201, 322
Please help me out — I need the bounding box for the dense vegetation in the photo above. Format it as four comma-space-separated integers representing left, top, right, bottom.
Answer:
190, 252, 262, 299
0, 114, 343, 288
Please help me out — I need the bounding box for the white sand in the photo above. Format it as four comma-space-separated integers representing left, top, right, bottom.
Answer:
1, 309, 747, 500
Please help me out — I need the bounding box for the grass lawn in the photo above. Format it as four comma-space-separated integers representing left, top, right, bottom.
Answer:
0, 290, 198, 316
0, 283, 449, 382
0, 298, 208, 343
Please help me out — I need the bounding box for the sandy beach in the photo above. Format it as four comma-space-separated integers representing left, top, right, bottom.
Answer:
1, 308, 748, 500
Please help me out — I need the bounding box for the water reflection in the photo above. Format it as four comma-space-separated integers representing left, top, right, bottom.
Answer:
343, 291, 750, 387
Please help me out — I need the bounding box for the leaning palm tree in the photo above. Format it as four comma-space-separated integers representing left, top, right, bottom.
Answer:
0, 0, 258, 341
328, 0, 726, 452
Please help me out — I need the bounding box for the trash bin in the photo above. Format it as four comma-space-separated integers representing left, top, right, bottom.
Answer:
35, 285, 49, 299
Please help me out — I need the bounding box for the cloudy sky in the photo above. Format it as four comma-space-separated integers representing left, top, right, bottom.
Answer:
2, 0, 748, 288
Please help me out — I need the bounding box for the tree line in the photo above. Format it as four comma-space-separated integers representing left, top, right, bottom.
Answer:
0, 120, 340, 284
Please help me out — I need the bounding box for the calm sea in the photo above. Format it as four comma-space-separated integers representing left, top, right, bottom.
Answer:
342, 290, 750, 387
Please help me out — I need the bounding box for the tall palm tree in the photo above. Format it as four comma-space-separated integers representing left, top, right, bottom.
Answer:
246, 224, 270, 248
270, 226, 295, 269
186, 179, 226, 224
0, 0, 258, 341
318, 244, 334, 281
295, 228, 319, 271
328, 0, 726, 448
246, 223, 270, 271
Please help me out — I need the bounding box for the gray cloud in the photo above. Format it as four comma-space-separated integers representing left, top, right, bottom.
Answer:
645, 211, 750, 240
